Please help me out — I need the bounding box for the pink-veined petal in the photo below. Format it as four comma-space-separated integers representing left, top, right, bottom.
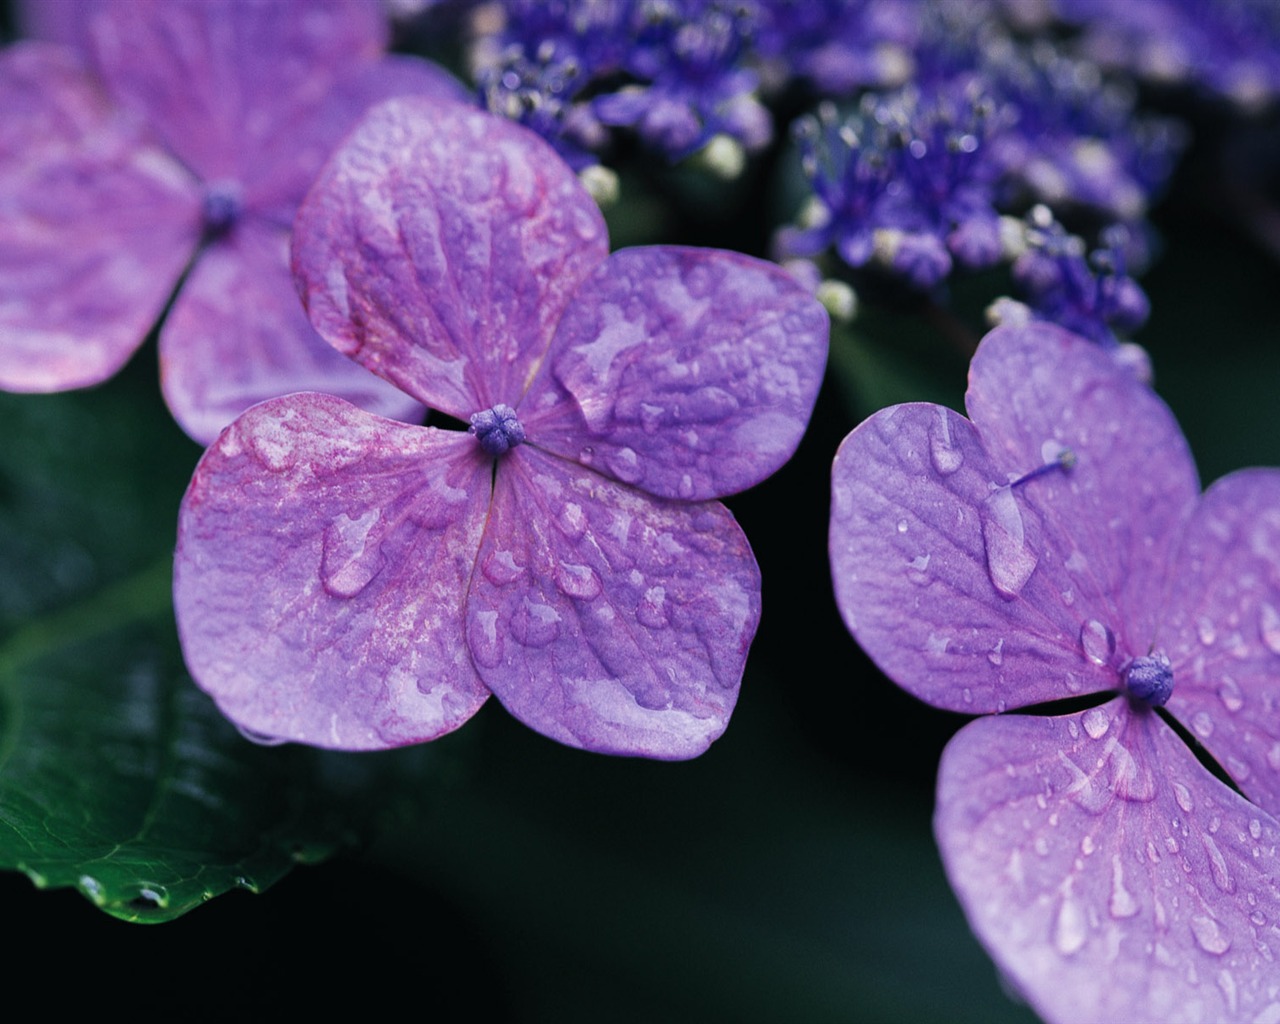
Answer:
0, 42, 200, 392
465, 446, 760, 759
966, 323, 1201, 657
174, 393, 492, 751
521, 246, 829, 500
830, 402, 1114, 712
87, 0, 385, 187
160, 219, 423, 445
291, 97, 609, 418
1165, 469, 1280, 818
936, 700, 1280, 1024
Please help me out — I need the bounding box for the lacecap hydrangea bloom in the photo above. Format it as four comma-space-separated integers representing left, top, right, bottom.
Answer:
0, 0, 463, 443
173, 98, 828, 759
829, 324, 1280, 1021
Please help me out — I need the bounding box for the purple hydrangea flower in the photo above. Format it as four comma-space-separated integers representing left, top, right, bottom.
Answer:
829, 323, 1280, 1021
0, 0, 465, 443
173, 98, 829, 759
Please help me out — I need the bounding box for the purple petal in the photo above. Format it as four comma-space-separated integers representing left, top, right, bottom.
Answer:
936, 700, 1280, 1024
174, 393, 492, 750
522, 246, 829, 500
465, 446, 760, 759
966, 323, 1201, 656
0, 43, 201, 391
160, 219, 423, 445
831, 324, 1201, 713
243, 53, 469, 227
87, 0, 385, 188
1165, 469, 1280, 817
831, 402, 1110, 711
292, 97, 609, 419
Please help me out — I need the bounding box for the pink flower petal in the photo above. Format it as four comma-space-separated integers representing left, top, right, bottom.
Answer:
522, 246, 829, 500
292, 97, 609, 418
0, 42, 200, 392
160, 220, 423, 445
936, 699, 1280, 1024
1165, 468, 1280, 818
174, 393, 492, 750
466, 446, 760, 759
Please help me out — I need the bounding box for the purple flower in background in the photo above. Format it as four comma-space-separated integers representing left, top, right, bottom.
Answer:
0, 0, 465, 443
830, 324, 1280, 1021
173, 98, 828, 758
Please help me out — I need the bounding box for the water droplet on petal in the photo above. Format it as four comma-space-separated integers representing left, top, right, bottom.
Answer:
1251, 819, 1264, 840
1082, 707, 1110, 739
469, 610, 502, 667
987, 638, 1004, 666
929, 410, 964, 475
636, 586, 669, 629
1054, 894, 1088, 955
1260, 602, 1280, 654
1202, 833, 1234, 892
1197, 615, 1217, 646
511, 600, 561, 647
1173, 782, 1194, 813
321, 510, 385, 598
907, 553, 931, 583
1218, 678, 1244, 713
606, 446, 643, 483
555, 563, 601, 600
1269, 742, 1280, 771
237, 725, 289, 746
1079, 619, 1115, 666
1109, 855, 1138, 918
556, 503, 587, 539
896, 519, 909, 533
677, 474, 695, 499
482, 549, 526, 586
1191, 710, 1214, 738
981, 486, 1037, 599
1190, 915, 1231, 955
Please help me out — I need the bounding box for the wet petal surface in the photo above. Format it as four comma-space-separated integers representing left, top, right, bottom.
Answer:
1165, 469, 1280, 819
292, 97, 609, 418
467, 446, 760, 759
936, 699, 1280, 1024
523, 246, 828, 501
0, 42, 200, 391
174, 393, 492, 750
161, 220, 423, 445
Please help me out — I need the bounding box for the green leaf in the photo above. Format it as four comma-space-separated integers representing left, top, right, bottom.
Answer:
0, 359, 455, 922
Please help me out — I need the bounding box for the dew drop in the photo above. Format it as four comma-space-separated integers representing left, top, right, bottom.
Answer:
1269, 742, 1280, 771
321, 510, 385, 598
1081, 834, 1095, 855
1197, 615, 1218, 647
1218, 678, 1244, 713
1260, 603, 1280, 654
677, 474, 695, 499
1252, 910, 1268, 927
907, 553, 931, 583
1190, 915, 1231, 956
636, 586, 669, 629
79, 875, 103, 901
1061, 588, 1075, 606
1109, 855, 1138, 918
606, 446, 643, 483
1079, 619, 1116, 666
1053, 894, 1088, 955
1191, 710, 1215, 738
896, 519, 909, 533
1219, 969, 1239, 1015
511, 600, 561, 648
929, 410, 964, 475
1082, 707, 1110, 739
961, 687, 972, 704
556, 502, 587, 539
1202, 833, 1234, 892
1250, 819, 1263, 840
469, 610, 502, 668
981, 486, 1037, 598
237, 725, 289, 746
1173, 782, 1194, 813
482, 549, 526, 586
987, 638, 1005, 666
555, 563, 601, 600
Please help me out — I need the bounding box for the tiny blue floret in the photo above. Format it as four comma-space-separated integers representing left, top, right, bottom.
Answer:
1124, 652, 1173, 706
469, 404, 526, 457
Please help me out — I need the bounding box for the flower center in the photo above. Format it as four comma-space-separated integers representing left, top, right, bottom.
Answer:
469, 404, 526, 456
1124, 652, 1173, 707
202, 180, 244, 237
